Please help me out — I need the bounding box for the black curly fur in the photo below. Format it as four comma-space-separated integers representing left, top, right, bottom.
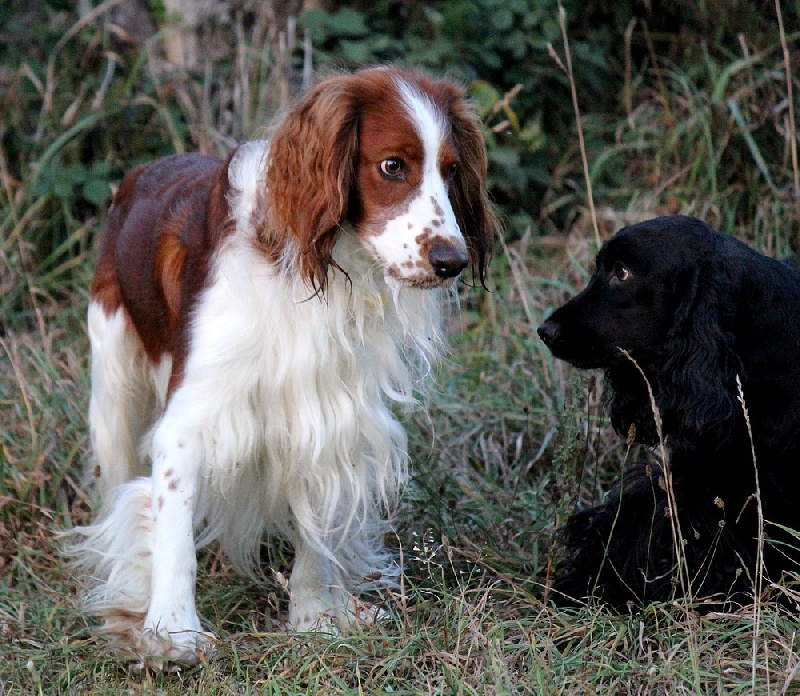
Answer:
538, 215, 800, 609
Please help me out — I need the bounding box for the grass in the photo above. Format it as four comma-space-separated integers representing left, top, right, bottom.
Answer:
2, 4, 800, 694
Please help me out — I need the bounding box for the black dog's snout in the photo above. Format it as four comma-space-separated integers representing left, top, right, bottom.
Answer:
537, 319, 560, 345
429, 244, 469, 278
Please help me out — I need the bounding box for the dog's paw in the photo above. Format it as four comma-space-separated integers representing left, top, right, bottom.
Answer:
288, 595, 340, 634
288, 589, 386, 633
125, 625, 216, 672
112, 609, 217, 671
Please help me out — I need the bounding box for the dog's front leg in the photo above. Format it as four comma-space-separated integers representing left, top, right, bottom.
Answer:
138, 422, 215, 668
288, 538, 346, 632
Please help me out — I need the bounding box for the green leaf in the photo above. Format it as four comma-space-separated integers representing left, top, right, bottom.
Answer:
298, 7, 328, 31
52, 177, 73, 200
468, 80, 500, 118
328, 8, 369, 37
492, 8, 514, 31
90, 161, 112, 178
340, 40, 371, 63
82, 178, 111, 206
64, 162, 88, 184
488, 146, 520, 169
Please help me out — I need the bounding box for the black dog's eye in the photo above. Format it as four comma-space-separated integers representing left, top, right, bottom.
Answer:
611, 262, 631, 282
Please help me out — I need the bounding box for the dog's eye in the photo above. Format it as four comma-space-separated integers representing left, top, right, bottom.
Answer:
612, 262, 630, 282
379, 158, 404, 178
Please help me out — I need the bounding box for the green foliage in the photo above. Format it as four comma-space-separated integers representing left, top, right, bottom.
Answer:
34, 160, 112, 208
2, 0, 796, 330
302, 0, 798, 231
1, 4, 185, 327
300, 0, 620, 224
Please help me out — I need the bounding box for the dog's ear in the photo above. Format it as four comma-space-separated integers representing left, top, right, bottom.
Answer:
264, 75, 359, 294
659, 263, 741, 447
444, 88, 499, 287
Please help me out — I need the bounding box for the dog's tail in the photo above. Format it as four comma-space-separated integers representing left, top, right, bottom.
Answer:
61, 478, 154, 647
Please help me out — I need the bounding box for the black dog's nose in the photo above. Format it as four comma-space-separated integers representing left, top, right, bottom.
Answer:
429, 244, 469, 278
537, 319, 560, 345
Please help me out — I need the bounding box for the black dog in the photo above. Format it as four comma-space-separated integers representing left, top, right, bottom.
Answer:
538, 215, 800, 609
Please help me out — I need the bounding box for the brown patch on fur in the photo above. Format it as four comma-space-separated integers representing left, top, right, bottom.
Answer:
168, 479, 179, 491
414, 229, 461, 272
90, 170, 143, 315
96, 608, 146, 636
155, 235, 187, 330
90, 150, 239, 400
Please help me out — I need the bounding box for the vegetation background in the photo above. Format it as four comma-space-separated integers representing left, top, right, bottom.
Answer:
2, 0, 800, 692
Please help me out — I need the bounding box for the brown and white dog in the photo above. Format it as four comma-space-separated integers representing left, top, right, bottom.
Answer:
67, 66, 496, 668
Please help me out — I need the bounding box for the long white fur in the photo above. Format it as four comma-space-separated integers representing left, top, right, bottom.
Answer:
68, 80, 461, 669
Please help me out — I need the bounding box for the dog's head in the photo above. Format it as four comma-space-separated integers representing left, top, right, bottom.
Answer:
538, 215, 748, 446
263, 66, 497, 294
537, 216, 720, 369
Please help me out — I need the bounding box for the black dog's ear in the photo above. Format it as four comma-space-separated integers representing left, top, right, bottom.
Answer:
660, 263, 741, 448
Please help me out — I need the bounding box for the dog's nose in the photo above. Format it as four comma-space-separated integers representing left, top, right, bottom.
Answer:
429, 244, 469, 278
537, 319, 560, 345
